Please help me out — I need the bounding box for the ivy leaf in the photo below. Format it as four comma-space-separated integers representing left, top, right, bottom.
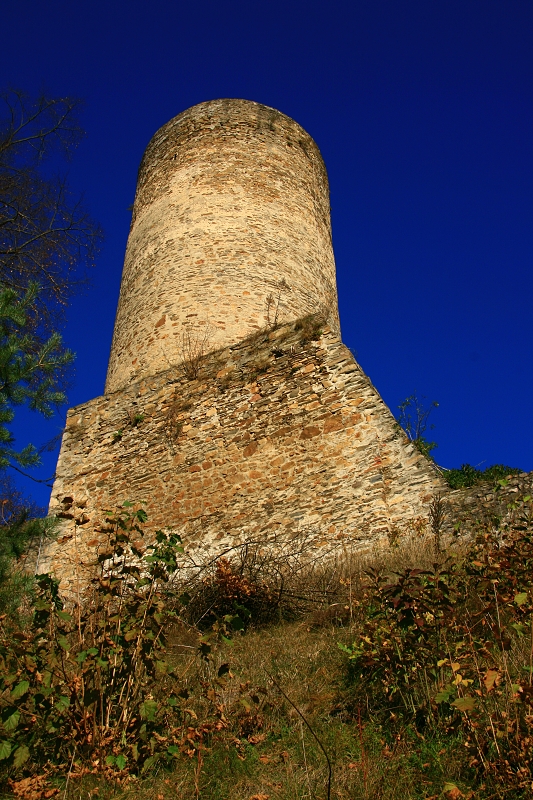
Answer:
13, 745, 30, 768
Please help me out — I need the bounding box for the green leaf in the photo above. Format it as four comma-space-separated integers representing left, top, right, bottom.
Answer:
141, 754, 157, 773
338, 643, 353, 654
451, 696, 476, 712
140, 699, 158, 721
13, 745, 30, 768
55, 696, 70, 712
76, 650, 88, 663
57, 635, 70, 651
435, 687, 454, 704
11, 681, 30, 700
0, 740, 12, 760
105, 755, 116, 767
3, 710, 21, 732
115, 754, 127, 770
512, 622, 526, 636
514, 592, 528, 606
229, 614, 245, 631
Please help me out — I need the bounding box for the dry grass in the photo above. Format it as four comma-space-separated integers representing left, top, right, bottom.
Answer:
9, 493, 532, 800
54, 530, 479, 800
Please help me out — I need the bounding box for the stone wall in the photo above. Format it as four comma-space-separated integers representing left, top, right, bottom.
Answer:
43, 320, 443, 593
105, 99, 340, 394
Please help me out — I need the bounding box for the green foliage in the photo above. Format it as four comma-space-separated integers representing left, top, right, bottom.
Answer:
444, 463, 522, 489
0, 513, 55, 618
0, 473, 54, 618
0, 283, 73, 468
0, 503, 226, 789
340, 493, 533, 795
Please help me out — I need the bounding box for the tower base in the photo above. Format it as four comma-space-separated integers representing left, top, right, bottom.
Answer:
43, 317, 443, 592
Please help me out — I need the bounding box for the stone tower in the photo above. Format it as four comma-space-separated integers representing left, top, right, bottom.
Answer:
44, 100, 443, 591
106, 99, 340, 393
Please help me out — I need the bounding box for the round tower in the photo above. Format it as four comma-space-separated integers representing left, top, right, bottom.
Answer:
105, 99, 340, 393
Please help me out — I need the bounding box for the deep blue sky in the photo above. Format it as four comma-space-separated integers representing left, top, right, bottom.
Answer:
3, 0, 532, 508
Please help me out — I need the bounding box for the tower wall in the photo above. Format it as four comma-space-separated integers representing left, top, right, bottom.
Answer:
45, 323, 443, 593
105, 99, 340, 394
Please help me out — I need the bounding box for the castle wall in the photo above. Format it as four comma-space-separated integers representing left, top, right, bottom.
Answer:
45, 322, 443, 593
105, 99, 340, 394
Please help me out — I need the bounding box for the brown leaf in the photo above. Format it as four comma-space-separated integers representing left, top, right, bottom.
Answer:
248, 733, 267, 745
483, 669, 501, 692
249, 795, 269, 800
444, 782, 463, 799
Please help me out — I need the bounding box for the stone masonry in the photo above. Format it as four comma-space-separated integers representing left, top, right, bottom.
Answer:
44, 320, 442, 592
106, 99, 339, 393
44, 99, 445, 590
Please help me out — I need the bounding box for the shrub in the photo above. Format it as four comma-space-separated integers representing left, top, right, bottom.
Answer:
444, 463, 522, 489
0, 503, 226, 794
339, 492, 533, 795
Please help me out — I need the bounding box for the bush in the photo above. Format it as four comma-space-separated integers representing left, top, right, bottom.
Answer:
444, 463, 522, 489
0, 503, 226, 795
0, 473, 52, 619
339, 492, 533, 796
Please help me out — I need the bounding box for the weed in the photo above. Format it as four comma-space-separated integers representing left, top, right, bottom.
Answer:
180, 323, 213, 380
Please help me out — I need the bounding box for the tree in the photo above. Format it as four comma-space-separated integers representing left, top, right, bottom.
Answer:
0, 89, 102, 335
0, 282, 73, 470
397, 392, 439, 459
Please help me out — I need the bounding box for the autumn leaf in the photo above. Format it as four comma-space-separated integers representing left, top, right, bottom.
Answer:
451, 696, 476, 712
483, 669, 500, 692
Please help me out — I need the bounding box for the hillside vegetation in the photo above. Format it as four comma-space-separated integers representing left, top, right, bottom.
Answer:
0, 475, 532, 800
